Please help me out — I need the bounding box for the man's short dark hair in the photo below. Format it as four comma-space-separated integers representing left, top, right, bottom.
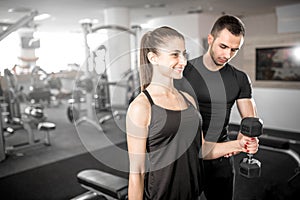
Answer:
211, 15, 245, 37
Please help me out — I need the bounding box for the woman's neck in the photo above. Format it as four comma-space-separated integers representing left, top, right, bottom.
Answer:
150, 74, 175, 93
147, 82, 176, 95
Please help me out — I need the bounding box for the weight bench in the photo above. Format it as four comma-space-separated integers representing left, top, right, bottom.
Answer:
74, 133, 300, 200
73, 170, 128, 200
258, 134, 300, 167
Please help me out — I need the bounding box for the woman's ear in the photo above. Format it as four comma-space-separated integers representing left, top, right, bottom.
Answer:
147, 52, 158, 65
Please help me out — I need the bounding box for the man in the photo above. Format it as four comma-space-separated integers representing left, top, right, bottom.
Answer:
175, 15, 259, 200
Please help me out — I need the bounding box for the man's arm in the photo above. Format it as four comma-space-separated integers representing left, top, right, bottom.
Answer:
236, 98, 257, 118
235, 98, 259, 153
236, 98, 257, 140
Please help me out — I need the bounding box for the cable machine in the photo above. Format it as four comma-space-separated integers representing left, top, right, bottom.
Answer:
67, 20, 141, 128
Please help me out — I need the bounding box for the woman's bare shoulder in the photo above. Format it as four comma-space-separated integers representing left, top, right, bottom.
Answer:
127, 93, 151, 127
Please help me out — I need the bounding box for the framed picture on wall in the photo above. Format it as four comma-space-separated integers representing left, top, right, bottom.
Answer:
240, 34, 300, 89
256, 46, 300, 82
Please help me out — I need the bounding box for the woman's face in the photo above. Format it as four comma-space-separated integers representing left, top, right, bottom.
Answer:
155, 37, 187, 80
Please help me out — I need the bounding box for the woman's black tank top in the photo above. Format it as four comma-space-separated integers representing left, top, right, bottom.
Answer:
143, 90, 204, 200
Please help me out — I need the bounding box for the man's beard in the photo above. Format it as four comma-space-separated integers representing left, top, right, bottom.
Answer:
210, 49, 224, 67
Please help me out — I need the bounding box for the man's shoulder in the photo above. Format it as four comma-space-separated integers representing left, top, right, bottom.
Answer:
225, 64, 251, 85
185, 56, 203, 72
188, 56, 203, 66
225, 63, 247, 76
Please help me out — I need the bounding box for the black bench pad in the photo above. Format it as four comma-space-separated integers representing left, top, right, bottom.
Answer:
259, 135, 290, 149
77, 169, 128, 200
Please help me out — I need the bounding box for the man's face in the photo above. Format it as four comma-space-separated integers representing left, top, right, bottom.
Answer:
208, 28, 244, 66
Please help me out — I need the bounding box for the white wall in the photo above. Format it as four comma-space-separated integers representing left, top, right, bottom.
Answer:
230, 88, 300, 132
276, 3, 300, 34
244, 13, 277, 36
146, 13, 216, 59
229, 14, 300, 132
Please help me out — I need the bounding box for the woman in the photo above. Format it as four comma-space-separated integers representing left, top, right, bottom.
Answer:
126, 26, 256, 200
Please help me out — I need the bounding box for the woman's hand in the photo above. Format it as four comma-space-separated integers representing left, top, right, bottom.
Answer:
223, 134, 259, 158
239, 134, 259, 154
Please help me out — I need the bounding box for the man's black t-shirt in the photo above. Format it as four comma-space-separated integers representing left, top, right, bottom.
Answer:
175, 56, 252, 142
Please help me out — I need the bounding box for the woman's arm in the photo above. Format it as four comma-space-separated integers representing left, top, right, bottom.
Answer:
202, 134, 258, 160
126, 95, 150, 200
201, 97, 259, 159
181, 91, 259, 160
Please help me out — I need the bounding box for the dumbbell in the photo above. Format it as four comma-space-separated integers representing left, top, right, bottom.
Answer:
239, 117, 263, 178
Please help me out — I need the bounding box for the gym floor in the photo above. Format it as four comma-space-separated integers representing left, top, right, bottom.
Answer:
0, 100, 299, 200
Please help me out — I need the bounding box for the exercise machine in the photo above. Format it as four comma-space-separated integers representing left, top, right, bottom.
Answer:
91, 25, 140, 125
3, 103, 56, 154
97, 68, 139, 124
67, 21, 141, 128
67, 79, 90, 123
0, 96, 9, 161
3, 68, 22, 123
1, 69, 56, 158
259, 135, 300, 199
28, 65, 52, 104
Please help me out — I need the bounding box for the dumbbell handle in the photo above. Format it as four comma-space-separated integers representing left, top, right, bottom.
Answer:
247, 154, 254, 163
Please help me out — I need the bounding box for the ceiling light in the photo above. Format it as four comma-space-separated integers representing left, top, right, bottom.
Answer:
187, 6, 202, 14
144, 3, 166, 9
8, 7, 33, 13
79, 18, 98, 25
34, 13, 51, 21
